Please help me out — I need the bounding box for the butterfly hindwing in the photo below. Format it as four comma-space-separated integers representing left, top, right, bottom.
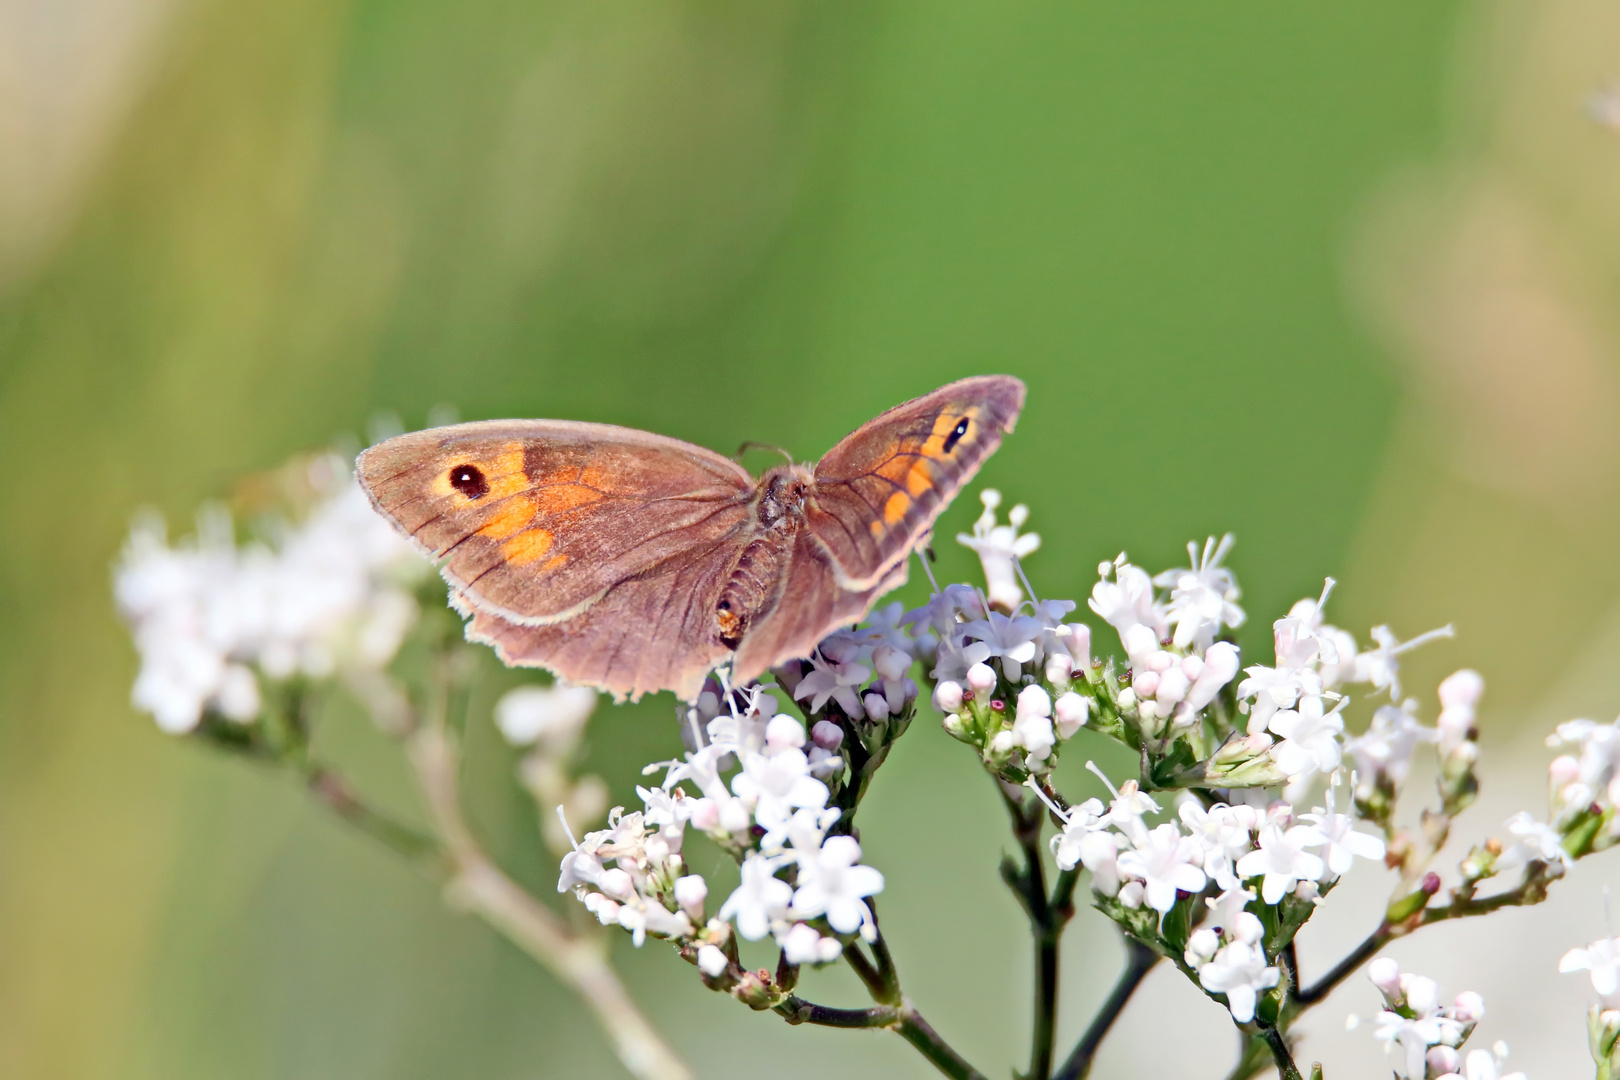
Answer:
357, 419, 756, 627
804, 375, 1025, 590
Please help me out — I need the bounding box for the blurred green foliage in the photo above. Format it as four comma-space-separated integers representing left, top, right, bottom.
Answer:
0, 2, 1464, 1077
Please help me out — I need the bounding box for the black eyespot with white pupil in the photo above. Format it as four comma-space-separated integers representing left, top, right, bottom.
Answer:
449, 463, 489, 499
943, 418, 971, 453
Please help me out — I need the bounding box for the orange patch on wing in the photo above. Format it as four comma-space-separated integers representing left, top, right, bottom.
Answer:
906, 460, 934, 497
484, 443, 531, 501
541, 554, 569, 573
532, 484, 601, 514
500, 528, 554, 566
478, 495, 536, 540
870, 519, 885, 537
883, 491, 910, 524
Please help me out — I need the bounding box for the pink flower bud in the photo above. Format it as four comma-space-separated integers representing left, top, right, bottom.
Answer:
933, 680, 964, 713
1550, 755, 1581, 785
1452, 990, 1485, 1022
1426, 1046, 1461, 1075
1368, 957, 1402, 997
674, 875, 708, 920
967, 663, 997, 692
599, 868, 635, 901
1054, 692, 1089, 738
863, 692, 891, 721
1133, 670, 1161, 699
810, 720, 844, 750
1438, 669, 1484, 709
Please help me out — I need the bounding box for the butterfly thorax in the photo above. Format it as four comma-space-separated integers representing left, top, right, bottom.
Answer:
713, 465, 813, 650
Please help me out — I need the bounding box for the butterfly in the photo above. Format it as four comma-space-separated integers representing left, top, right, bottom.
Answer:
357, 375, 1025, 702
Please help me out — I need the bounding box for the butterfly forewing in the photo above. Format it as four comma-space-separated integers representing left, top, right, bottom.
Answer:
357, 420, 756, 626
805, 375, 1025, 590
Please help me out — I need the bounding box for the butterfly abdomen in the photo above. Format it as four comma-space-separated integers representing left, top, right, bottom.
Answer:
713, 466, 810, 650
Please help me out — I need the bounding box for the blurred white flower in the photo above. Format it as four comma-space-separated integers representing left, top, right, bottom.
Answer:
720, 853, 793, 941
116, 462, 427, 734
1560, 936, 1620, 1003
495, 684, 599, 748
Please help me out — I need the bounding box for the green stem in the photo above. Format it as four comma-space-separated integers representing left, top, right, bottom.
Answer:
1000, 783, 1061, 1080
1052, 937, 1158, 1080
299, 763, 444, 869
775, 998, 989, 1080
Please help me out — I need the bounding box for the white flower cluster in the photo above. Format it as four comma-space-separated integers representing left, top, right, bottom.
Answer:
1360, 958, 1521, 1080
558, 687, 884, 969
782, 606, 923, 723
1546, 715, 1620, 845
115, 457, 427, 734
1035, 767, 1383, 1022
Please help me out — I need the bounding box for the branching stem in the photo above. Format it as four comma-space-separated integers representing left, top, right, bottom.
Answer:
1052, 936, 1158, 1080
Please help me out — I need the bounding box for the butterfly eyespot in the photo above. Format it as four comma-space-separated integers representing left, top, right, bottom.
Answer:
449, 463, 489, 499
943, 418, 971, 453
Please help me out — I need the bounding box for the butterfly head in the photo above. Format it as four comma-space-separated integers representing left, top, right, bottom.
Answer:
757, 464, 813, 531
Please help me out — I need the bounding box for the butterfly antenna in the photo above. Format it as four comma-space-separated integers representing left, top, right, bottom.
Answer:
734, 441, 795, 466
917, 547, 943, 595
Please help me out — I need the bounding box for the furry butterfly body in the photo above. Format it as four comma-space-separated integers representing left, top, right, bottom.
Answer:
357, 375, 1025, 701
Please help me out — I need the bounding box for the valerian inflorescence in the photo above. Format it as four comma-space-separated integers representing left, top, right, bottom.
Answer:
117, 466, 1620, 1080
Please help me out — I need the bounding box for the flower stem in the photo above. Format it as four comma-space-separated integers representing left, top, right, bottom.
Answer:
1051, 936, 1158, 1080
299, 762, 445, 869
999, 782, 1065, 1080
408, 719, 690, 1080
776, 997, 988, 1080
896, 1005, 992, 1080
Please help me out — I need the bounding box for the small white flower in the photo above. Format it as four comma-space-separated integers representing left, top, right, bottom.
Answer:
1236, 823, 1326, 904
719, 853, 793, 940
789, 835, 885, 935
1347, 701, 1438, 791
1048, 797, 1108, 871
1456, 1047, 1526, 1080
1089, 555, 1169, 642
962, 610, 1045, 681
778, 921, 843, 965
794, 641, 872, 717
1196, 939, 1278, 1023
1301, 792, 1385, 879
1267, 695, 1346, 780
1495, 812, 1570, 875
1154, 534, 1245, 652
1116, 823, 1208, 913
1354, 623, 1455, 701
956, 490, 1040, 610
731, 748, 831, 838
1560, 936, 1620, 1001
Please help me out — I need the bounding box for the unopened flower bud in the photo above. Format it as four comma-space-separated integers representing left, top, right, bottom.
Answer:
1155, 666, 1190, 706
1122, 624, 1158, 663
1179, 653, 1204, 680
1017, 684, 1052, 719
810, 720, 844, 750
1550, 755, 1581, 786
1438, 669, 1484, 709
1426, 1046, 1461, 1075
862, 692, 891, 721
766, 714, 806, 749
696, 943, 729, 978
599, 868, 635, 902
942, 712, 966, 738
1185, 928, 1220, 965
1452, 990, 1484, 1023
1054, 692, 1090, 738
1134, 670, 1161, 699
1045, 653, 1073, 685
1368, 957, 1402, 997
873, 644, 911, 682
934, 680, 964, 713
1401, 973, 1439, 1016
1065, 623, 1091, 671
967, 663, 997, 692
674, 875, 708, 921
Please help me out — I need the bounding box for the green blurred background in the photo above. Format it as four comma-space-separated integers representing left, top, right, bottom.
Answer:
7, 0, 1620, 1076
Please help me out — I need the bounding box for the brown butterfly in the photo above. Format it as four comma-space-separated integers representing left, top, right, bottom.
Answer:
357, 375, 1025, 701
